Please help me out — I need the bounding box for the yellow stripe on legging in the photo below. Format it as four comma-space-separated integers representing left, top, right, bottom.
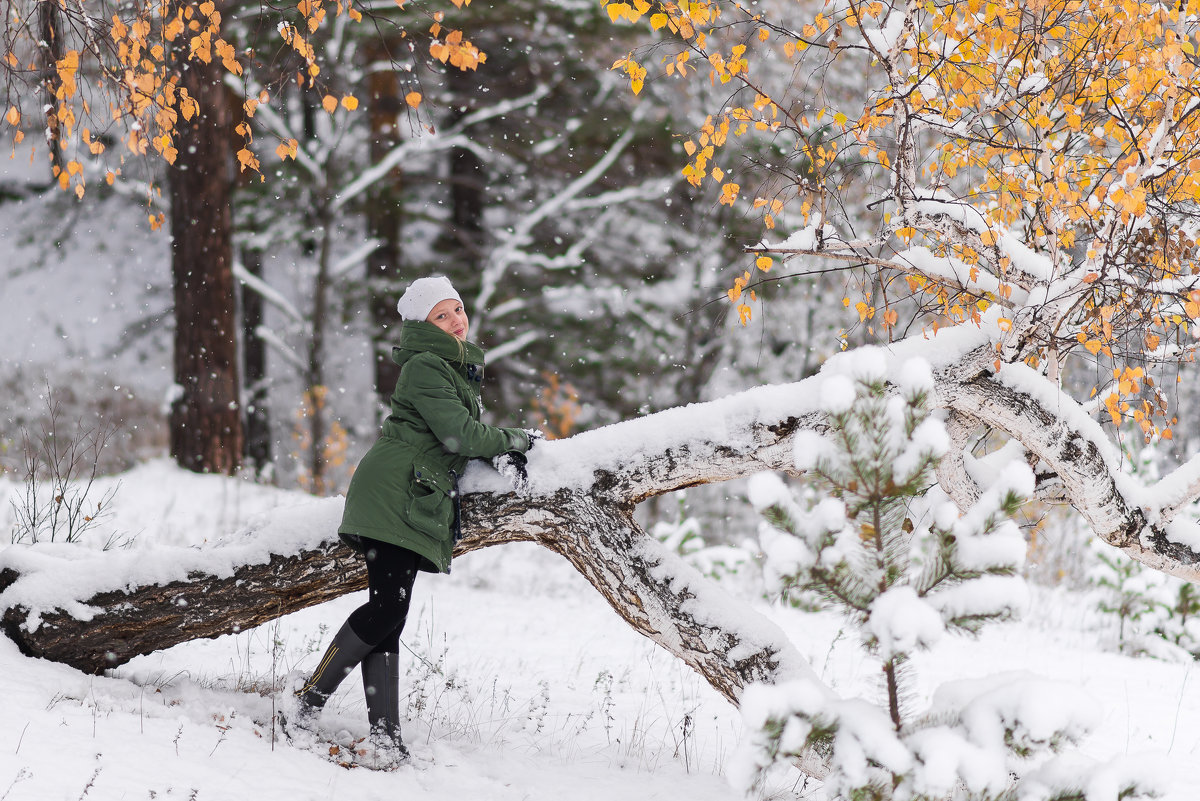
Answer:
299, 645, 339, 695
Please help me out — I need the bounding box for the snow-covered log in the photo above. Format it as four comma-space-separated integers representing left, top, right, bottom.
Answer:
0, 538, 365, 674
0, 385, 824, 710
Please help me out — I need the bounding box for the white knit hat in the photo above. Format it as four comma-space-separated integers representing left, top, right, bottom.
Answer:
396, 276, 463, 322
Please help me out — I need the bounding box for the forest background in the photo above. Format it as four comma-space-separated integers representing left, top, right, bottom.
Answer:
7, 0, 1200, 796
1, 0, 845, 502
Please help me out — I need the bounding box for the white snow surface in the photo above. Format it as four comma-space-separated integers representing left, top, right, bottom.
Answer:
3, 154, 1200, 799
2, 465, 1200, 799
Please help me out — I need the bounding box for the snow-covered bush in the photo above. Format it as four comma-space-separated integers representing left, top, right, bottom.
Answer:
1089, 542, 1200, 661
735, 356, 1164, 800
1157, 582, 1200, 658
1089, 543, 1168, 656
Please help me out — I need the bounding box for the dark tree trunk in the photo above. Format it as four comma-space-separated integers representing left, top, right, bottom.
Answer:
305, 213, 332, 494
38, 0, 64, 175
438, 67, 488, 279
241, 246, 271, 474
0, 542, 366, 673
447, 143, 486, 258
167, 27, 244, 475
365, 38, 406, 404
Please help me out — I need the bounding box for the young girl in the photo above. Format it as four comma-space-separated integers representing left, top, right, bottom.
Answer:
287, 275, 533, 765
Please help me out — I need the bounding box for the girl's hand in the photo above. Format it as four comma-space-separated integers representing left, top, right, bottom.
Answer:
492, 451, 531, 494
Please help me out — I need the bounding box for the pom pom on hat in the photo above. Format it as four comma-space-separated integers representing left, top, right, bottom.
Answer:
397, 276, 463, 321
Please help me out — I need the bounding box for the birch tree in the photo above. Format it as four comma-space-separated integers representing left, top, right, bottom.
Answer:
601, 0, 1200, 576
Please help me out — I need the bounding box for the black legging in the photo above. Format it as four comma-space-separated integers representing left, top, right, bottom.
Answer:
346, 539, 422, 655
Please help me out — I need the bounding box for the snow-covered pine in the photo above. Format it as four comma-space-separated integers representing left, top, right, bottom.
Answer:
738, 356, 1160, 800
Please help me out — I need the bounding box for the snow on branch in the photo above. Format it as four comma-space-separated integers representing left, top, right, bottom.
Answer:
332, 85, 552, 213
331, 237, 385, 279
233, 262, 305, 325
483, 330, 541, 365
254, 325, 308, 373
477, 126, 638, 311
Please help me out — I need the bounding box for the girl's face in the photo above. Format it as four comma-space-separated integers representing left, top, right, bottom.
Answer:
426, 298, 470, 341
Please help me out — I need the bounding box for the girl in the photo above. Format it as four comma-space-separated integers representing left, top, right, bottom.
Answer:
287, 275, 533, 765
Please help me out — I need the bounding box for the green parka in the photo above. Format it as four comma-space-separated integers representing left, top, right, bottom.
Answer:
338, 320, 530, 573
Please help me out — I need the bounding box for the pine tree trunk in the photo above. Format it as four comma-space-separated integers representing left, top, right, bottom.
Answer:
305, 213, 332, 494
241, 246, 272, 474
365, 37, 406, 404
167, 21, 244, 476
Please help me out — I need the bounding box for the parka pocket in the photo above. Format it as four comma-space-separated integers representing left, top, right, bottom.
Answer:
407, 463, 453, 537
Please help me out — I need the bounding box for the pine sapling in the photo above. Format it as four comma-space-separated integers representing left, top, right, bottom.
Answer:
736, 354, 1164, 801
1089, 545, 1166, 655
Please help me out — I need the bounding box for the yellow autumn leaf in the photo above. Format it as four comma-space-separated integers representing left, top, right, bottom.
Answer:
606, 2, 631, 23
405, 91, 422, 108
236, 147, 260, 172
755, 255, 772, 272
341, 95, 358, 110
4, 106, 18, 126
276, 138, 299, 160
321, 94, 338, 113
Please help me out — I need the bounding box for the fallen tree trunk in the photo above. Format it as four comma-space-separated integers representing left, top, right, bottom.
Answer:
0, 384, 823, 705
0, 489, 815, 703
0, 538, 366, 674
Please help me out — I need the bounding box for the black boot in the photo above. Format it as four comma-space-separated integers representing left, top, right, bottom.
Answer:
286, 622, 373, 734
362, 650, 408, 767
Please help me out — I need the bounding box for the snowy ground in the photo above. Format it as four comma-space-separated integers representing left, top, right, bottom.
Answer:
1, 465, 1198, 801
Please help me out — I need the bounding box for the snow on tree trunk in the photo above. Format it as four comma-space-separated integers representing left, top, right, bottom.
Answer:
938, 351, 1200, 581
463, 491, 818, 706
